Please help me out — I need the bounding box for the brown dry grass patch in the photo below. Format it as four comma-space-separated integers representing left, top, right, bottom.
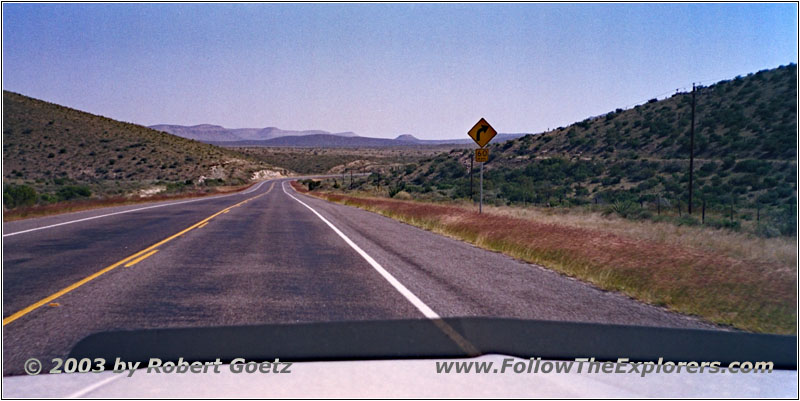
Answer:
292, 182, 797, 334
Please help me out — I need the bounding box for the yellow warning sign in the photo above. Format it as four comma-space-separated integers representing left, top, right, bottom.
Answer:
467, 118, 497, 148
475, 148, 489, 163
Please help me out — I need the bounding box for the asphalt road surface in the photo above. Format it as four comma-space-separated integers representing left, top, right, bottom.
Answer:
2, 178, 716, 375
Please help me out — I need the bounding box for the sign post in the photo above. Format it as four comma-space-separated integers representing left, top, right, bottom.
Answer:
480, 159, 483, 214
467, 118, 497, 214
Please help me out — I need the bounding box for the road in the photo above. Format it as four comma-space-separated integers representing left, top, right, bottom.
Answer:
2, 178, 716, 375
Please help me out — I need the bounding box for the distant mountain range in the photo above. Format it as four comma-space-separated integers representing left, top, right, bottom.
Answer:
149, 124, 531, 147
148, 124, 357, 142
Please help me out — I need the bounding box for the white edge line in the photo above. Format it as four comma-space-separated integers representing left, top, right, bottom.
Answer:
281, 181, 439, 319
3, 180, 269, 237
65, 373, 124, 398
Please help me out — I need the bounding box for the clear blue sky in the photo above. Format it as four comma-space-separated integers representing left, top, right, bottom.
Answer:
3, 3, 797, 139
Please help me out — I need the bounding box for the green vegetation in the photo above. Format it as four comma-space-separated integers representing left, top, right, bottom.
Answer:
235, 146, 460, 175
3, 184, 38, 208
55, 185, 92, 201
325, 64, 797, 237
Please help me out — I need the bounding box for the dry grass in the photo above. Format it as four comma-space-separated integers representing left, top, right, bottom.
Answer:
482, 205, 797, 270
293, 182, 797, 334
3, 183, 254, 222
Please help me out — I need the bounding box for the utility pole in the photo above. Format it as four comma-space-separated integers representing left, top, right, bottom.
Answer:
470, 157, 474, 201
688, 83, 696, 214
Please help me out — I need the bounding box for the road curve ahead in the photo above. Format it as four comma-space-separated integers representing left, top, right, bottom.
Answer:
2, 178, 715, 375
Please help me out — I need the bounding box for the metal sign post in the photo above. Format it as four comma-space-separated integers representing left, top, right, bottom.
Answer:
474, 148, 490, 213
480, 160, 484, 214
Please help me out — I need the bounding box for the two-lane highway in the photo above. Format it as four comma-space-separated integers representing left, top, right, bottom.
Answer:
3, 178, 716, 375
3, 180, 272, 319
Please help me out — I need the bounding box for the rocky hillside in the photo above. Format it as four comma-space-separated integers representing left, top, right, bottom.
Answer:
514, 64, 795, 162
3, 91, 273, 206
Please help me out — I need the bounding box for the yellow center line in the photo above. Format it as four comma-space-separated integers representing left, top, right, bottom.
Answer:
2, 181, 276, 326
124, 249, 159, 268
197, 222, 209, 229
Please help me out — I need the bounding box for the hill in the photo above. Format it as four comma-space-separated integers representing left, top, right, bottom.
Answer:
514, 66, 796, 161
150, 124, 358, 142
388, 133, 530, 146
153, 122, 529, 148
3, 91, 273, 208
346, 64, 798, 236
147, 124, 251, 142
209, 133, 529, 148
212, 134, 401, 148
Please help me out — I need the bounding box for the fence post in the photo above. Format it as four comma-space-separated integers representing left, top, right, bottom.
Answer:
702, 199, 706, 224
